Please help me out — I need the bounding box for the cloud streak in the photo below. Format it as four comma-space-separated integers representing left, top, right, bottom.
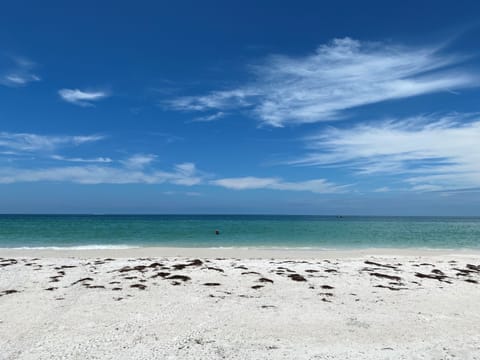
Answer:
0, 132, 104, 153
211, 176, 348, 193
0, 56, 40, 87
293, 113, 480, 191
168, 38, 477, 126
58, 89, 109, 107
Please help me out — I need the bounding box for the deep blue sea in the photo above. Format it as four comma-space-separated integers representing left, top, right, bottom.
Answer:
0, 215, 479, 249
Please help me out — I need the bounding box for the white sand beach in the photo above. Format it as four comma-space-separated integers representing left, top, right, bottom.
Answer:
1, 248, 480, 359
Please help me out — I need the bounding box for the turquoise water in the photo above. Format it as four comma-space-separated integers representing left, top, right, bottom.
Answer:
0, 215, 479, 249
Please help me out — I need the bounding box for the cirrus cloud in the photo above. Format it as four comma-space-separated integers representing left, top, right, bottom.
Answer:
211, 176, 348, 193
292, 113, 480, 191
168, 38, 478, 127
58, 88, 109, 107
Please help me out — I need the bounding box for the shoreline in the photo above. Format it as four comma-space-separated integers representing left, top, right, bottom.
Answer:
2, 246, 480, 259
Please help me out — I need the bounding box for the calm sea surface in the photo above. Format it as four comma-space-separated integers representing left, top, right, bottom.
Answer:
0, 215, 479, 249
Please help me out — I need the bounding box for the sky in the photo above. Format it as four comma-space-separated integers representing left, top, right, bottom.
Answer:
1, 0, 480, 215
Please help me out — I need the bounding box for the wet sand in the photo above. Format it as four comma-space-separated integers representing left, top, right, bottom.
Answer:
1, 249, 479, 359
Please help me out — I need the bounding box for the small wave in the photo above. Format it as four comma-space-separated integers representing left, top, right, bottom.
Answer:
1, 244, 139, 250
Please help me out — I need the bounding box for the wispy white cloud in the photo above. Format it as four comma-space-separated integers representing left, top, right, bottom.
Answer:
0, 132, 104, 153
168, 38, 477, 126
192, 111, 227, 122
0, 56, 40, 87
211, 176, 347, 194
51, 155, 113, 163
121, 154, 157, 169
293, 113, 480, 191
58, 89, 109, 107
0, 161, 205, 186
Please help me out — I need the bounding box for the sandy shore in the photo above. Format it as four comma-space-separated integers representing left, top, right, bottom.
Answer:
1, 249, 480, 359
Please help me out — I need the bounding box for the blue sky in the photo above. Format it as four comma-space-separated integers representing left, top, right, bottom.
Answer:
1, 0, 480, 215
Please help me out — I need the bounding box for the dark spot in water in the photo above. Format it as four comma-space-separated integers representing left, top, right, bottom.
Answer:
203, 283, 221, 286
251, 285, 264, 290
321, 285, 334, 289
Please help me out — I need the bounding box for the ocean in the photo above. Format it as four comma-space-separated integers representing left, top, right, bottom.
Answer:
0, 215, 479, 249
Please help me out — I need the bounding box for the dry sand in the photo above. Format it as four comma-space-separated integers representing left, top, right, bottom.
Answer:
1, 248, 480, 359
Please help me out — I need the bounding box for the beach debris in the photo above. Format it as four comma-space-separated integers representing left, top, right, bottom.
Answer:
1, 289, 20, 295
167, 275, 191, 282
465, 279, 478, 284
205, 266, 224, 272
324, 269, 338, 273
364, 260, 398, 270
258, 277, 274, 283
415, 272, 449, 281
305, 269, 319, 273
241, 271, 261, 275
234, 265, 248, 270
112, 287, 122, 291
54, 265, 76, 270
71, 277, 94, 286
148, 262, 163, 268
85, 285, 106, 289
466, 264, 480, 272
374, 285, 407, 291
130, 284, 147, 290
321, 285, 334, 289
251, 285, 264, 290
203, 283, 221, 286
45, 287, 58, 291
288, 274, 307, 282
369, 272, 402, 281
172, 259, 203, 270
0, 259, 17, 267
151, 272, 171, 279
